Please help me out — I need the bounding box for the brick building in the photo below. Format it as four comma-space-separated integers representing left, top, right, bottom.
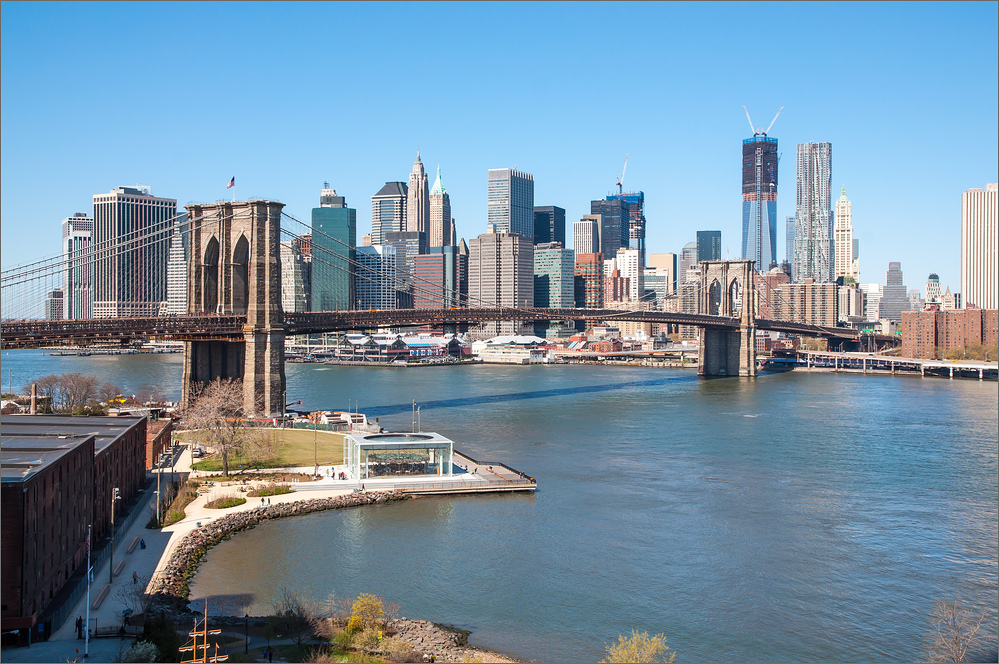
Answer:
1, 416, 147, 644
900, 309, 999, 358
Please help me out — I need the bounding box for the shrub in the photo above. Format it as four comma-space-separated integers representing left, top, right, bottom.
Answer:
381, 636, 417, 662
119, 640, 160, 662
205, 494, 247, 509
350, 593, 385, 630
248, 483, 293, 497
601, 630, 676, 664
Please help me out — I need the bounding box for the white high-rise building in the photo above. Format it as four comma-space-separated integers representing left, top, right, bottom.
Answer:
165, 213, 188, 315
487, 168, 534, 238
925, 274, 941, 304
429, 165, 453, 248
92, 186, 176, 318
356, 245, 398, 310
793, 142, 834, 283
833, 186, 856, 282
370, 182, 407, 245
406, 153, 430, 252
61, 213, 94, 319
960, 182, 997, 309
468, 229, 534, 338
280, 240, 308, 313
573, 215, 600, 255
616, 248, 644, 302
860, 283, 882, 322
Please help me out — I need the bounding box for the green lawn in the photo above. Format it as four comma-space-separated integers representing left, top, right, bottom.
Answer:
180, 428, 346, 471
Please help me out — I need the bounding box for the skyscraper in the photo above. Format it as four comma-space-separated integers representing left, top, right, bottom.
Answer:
881, 261, 909, 322
384, 231, 421, 309
406, 153, 430, 252
429, 165, 453, 249
356, 245, 397, 310
834, 186, 856, 282
45, 289, 64, 320
696, 231, 721, 264
742, 130, 779, 271
370, 182, 407, 245
311, 185, 356, 311
793, 142, 834, 282
574, 253, 605, 311
165, 213, 188, 315
616, 248, 644, 302
61, 213, 93, 319
590, 198, 630, 258
925, 273, 941, 304
573, 215, 600, 255
533, 206, 566, 246
280, 240, 309, 313
785, 215, 795, 279
960, 182, 997, 309
92, 186, 176, 318
487, 168, 534, 238
605, 191, 646, 262
468, 229, 534, 337
679, 241, 698, 283
534, 242, 575, 337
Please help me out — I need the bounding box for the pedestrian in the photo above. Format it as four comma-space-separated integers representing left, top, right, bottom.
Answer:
268, 649, 273, 663
139, 538, 146, 550
267, 498, 271, 505
76, 616, 83, 639
261, 497, 265, 505
132, 571, 137, 585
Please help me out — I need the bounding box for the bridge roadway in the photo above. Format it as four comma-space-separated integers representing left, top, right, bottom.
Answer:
0, 308, 894, 349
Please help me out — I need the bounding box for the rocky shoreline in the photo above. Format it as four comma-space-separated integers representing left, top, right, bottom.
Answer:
147, 490, 520, 662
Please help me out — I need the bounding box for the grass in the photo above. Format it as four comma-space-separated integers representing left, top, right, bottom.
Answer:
205, 494, 247, 509
157, 480, 200, 527
181, 428, 346, 471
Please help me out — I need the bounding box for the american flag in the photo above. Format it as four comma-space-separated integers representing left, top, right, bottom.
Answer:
227, 177, 235, 189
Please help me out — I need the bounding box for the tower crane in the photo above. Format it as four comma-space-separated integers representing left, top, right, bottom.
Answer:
743, 106, 784, 136
615, 153, 629, 194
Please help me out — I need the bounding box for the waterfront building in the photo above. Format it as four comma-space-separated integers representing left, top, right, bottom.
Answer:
785, 216, 795, 278
834, 186, 856, 282
925, 274, 941, 304
880, 261, 908, 323
533, 206, 566, 246
468, 229, 534, 338
92, 186, 176, 318
487, 168, 534, 238
370, 182, 407, 246
696, 231, 721, 264
165, 213, 188, 315
44, 289, 64, 320
860, 283, 883, 322
590, 197, 630, 258
384, 231, 421, 309
345, 431, 454, 480
573, 215, 600, 255
679, 242, 698, 283
742, 130, 779, 271
429, 165, 454, 249
311, 185, 356, 312
407, 153, 430, 253
356, 245, 397, 310
770, 279, 838, 327
901, 308, 999, 358
647, 253, 677, 294
793, 142, 834, 283
534, 242, 575, 337
61, 214, 94, 319
960, 182, 998, 309
280, 240, 309, 313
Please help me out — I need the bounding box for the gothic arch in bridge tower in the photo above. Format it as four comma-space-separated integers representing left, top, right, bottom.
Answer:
697, 260, 756, 377
182, 200, 286, 416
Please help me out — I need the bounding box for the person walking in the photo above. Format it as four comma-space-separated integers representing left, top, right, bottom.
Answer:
132, 571, 138, 585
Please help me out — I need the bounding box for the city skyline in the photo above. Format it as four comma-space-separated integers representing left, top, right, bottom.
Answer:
1, 2, 997, 295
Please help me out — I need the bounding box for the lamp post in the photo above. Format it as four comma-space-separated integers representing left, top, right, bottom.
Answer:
244, 613, 249, 654
108, 488, 121, 584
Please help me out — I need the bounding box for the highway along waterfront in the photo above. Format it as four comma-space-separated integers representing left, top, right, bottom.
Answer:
4, 350, 998, 662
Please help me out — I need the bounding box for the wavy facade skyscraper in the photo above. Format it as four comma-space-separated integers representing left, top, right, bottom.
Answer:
793, 142, 834, 283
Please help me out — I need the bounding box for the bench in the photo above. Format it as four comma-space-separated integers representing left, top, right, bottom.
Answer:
92, 584, 111, 609
113, 559, 125, 577
126, 536, 139, 553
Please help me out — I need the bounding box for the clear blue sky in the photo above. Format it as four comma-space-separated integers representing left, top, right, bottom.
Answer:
2, 1, 996, 295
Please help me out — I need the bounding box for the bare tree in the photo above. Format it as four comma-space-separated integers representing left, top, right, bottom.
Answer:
99, 381, 124, 403
184, 379, 260, 477
114, 574, 152, 619
60, 372, 99, 413
925, 600, 989, 663
269, 586, 317, 652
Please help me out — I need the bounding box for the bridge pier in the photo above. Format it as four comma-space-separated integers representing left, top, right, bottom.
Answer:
696, 260, 756, 377
182, 200, 286, 417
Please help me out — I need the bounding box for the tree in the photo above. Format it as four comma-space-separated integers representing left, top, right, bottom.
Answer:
270, 586, 318, 652
184, 378, 260, 476
925, 600, 989, 663
601, 630, 676, 664
99, 381, 124, 404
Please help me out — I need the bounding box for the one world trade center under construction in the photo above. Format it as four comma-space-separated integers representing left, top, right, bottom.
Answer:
741, 106, 782, 272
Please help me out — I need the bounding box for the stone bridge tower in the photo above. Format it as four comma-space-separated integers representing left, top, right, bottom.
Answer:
697, 260, 757, 377
181, 200, 286, 416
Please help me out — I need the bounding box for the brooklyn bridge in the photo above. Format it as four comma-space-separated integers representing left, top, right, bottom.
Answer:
1, 199, 896, 416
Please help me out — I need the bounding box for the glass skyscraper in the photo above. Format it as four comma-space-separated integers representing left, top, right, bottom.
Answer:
311, 185, 355, 311
742, 135, 779, 272
487, 168, 534, 238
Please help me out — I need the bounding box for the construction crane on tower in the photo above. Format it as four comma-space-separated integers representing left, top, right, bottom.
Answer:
743, 106, 784, 136
615, 153, 629, 194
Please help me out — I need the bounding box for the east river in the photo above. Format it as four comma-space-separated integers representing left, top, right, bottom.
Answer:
3, 350, 997, 662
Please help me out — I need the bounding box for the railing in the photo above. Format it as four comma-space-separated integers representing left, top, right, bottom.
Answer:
391, 478, 536, 492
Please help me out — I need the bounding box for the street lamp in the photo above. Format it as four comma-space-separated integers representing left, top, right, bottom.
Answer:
244, 613, 249, 654
109, 488, 121, 584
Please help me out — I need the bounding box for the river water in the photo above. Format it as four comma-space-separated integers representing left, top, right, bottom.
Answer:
3, 350, 997, 662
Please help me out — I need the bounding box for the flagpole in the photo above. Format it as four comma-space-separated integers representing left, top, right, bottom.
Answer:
85, 524, 91, 658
